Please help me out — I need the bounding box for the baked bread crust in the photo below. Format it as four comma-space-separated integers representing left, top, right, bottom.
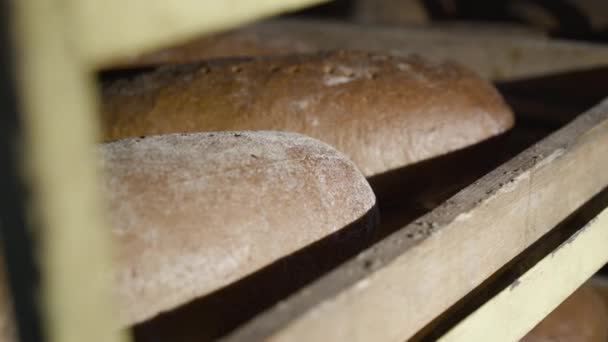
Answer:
102, 51, 514, 177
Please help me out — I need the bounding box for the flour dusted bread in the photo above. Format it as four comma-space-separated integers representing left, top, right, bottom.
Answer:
102, 51, 514, 177
101, 131, 377, 325
521, 284, 608, 342
0, 132, 376, 336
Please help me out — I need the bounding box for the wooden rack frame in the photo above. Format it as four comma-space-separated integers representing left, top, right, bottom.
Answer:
2, 1, 607, 341
3, 1, 327, 341
221, 99, 608, 342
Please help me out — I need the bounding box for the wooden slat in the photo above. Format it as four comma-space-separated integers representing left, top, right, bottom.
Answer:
222, 99, 608, 342
13, 0, 128, 341
67, 0, 329, 68
146, 19, 608, 81
261, 20, 608, 81
12, 2, 331, 341
440, 205, 608, 341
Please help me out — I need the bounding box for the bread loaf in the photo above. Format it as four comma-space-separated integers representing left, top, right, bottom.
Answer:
102, 51, 514, 177
0, 131, 377, 337
101, 131, 377, 325
521, 284, 608, 342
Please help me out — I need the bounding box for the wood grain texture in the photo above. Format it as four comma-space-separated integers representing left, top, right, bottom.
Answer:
407, 185, 608, 341
221, 99, 608, 342
440, 206, 608, 341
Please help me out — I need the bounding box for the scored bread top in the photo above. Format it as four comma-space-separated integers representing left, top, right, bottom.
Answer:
102, 51, 514, 177
100, 131, 377, 325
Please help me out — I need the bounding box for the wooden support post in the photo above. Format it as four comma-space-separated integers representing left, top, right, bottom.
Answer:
9, 1, 330, 341
68, 0, 329, 67
12, 0, 127, 341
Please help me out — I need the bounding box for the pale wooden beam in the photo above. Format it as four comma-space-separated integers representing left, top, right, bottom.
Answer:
193, 20, 608, 81
223, 98, 608, 342
67, 0, 329, 68
440, 206, 608, 341
12, 0, 127, 341
13, 1, 332, 341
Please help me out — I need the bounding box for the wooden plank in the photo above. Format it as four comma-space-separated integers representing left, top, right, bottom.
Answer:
131, 19, 608, 81
439, 205, 608, 341
122, 127, 546, 342
409, 184, 608, 341
256, 20, 608, 81
13, 0, 128, 341
67, 0, 328, 68
221, 99, 608, 342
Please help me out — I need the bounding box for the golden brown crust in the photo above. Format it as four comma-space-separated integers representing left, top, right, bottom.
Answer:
102, 51, 514, 177
521, 284, 608, 342
100, 131, 376, 325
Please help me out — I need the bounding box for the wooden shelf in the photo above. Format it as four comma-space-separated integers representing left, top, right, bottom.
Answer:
441, 202, 608, 341
8, 1, 326, 342
7, 1, 608, 341
141, 19, 608, 81
221, 99, 608, 342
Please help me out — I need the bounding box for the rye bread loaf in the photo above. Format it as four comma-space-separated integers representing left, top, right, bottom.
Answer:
521, 284, 608, 342
101, 131, 377, 325
0, 131, 377, 337
102, 50, 514, 177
